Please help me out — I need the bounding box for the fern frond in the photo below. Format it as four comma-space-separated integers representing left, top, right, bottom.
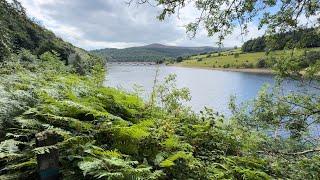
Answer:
33, 145, 58, 155
160, 151, 192, 168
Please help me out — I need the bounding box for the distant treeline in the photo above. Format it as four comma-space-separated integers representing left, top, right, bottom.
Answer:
90, 44, 221, 62
242, 28, 320, 52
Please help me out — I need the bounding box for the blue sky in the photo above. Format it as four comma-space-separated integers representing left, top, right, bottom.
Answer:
19, 0, 268, 50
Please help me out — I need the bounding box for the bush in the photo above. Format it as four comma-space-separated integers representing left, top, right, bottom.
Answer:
234, 53, 240, 58
176, 56, 183, 63
0, 28, 11, 61
197, 58, 203, 62
256, 58, 267, 68
156, 60, 164, 64
242, 62, 254, 68
301, 51, 320, 68
199, 52, 208, 55
223, 64, 230, 68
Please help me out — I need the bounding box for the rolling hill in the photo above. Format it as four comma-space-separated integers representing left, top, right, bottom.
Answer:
173, 47, 320, 70
172, 27, 320, 70
90, 43, 224, 62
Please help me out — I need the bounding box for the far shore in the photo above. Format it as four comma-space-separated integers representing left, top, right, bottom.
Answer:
107, 61, 275, 75
169, 63, 274, 75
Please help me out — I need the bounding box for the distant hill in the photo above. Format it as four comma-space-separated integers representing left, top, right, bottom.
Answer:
90, 43, 224, 62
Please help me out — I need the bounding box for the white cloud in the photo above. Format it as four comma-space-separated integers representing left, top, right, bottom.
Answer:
298, 14, 319, 27
77, 40, 144, 50
18, 0, 265, 50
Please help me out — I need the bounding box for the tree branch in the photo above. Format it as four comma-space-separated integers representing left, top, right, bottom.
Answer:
257, 147, 320, 156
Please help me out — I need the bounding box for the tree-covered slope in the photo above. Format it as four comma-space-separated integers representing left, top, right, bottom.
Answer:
0, 0, 104, 73
241, 28, 320, 52
173, 47, 320, 69
90, 43, 219, 62
0, 0, 76, 62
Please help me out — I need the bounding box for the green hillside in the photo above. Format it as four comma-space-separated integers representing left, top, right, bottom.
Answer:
175, 47, 320, 69
174, 28, 320, 70
0, 1, 73, 62
242, 28, 320, 52
0, 0, 104, 75
90, 43, 222, 62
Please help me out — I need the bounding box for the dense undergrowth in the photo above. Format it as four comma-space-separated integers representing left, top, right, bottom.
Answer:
1, 0, 320, 179
0, 49, 319, 179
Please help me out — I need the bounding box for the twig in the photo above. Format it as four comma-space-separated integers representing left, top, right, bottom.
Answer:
257, 147, 320, 156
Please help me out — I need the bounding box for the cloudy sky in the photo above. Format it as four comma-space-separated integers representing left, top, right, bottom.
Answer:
19, 0, 267, 50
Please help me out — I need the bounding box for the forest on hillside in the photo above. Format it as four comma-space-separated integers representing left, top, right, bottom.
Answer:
0, 0, 74, 62
90, 44, 218, 62
242, 28, 320, 52
1, 0, 320, 180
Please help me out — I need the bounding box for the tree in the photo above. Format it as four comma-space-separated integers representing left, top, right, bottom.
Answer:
0, 23, 10, 61
176, 56, 183, 62
256, 58, 267, 68
242, 28, 320, 52
129, 0, 319, 44
131, 0, 320, 160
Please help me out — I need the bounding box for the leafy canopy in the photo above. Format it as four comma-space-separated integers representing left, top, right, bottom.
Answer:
130, 0, 319, 44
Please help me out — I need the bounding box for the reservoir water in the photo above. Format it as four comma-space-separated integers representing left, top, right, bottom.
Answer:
104, 63, 302, 115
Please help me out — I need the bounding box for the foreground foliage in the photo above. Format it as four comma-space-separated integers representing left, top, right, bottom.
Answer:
1, 1, 320, 179
0, 50, 319, 179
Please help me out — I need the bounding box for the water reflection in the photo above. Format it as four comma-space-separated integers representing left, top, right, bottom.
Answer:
105, 63, 298, 115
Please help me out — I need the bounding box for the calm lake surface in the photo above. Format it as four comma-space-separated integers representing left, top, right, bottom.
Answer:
104, 63, 304, 116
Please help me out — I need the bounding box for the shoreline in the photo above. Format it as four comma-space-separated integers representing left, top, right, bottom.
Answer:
169, 64, 274, 75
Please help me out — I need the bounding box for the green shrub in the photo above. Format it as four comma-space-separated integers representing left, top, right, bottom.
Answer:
256, 58, 267, 68
242, 62, 254, 68
176, 56, 183, 63
301, 51, 320, 68
223, 64, 230, 68
2, 2, 320, 180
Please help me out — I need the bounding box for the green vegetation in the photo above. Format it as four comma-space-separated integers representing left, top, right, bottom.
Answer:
90, 43, 220, 62
242, 28, 320, 52
0, 0, 75, 63
2, 49, 320, 179
1, 0, 320, 179
174, 47, 320, 70
172, 27, 320, 70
